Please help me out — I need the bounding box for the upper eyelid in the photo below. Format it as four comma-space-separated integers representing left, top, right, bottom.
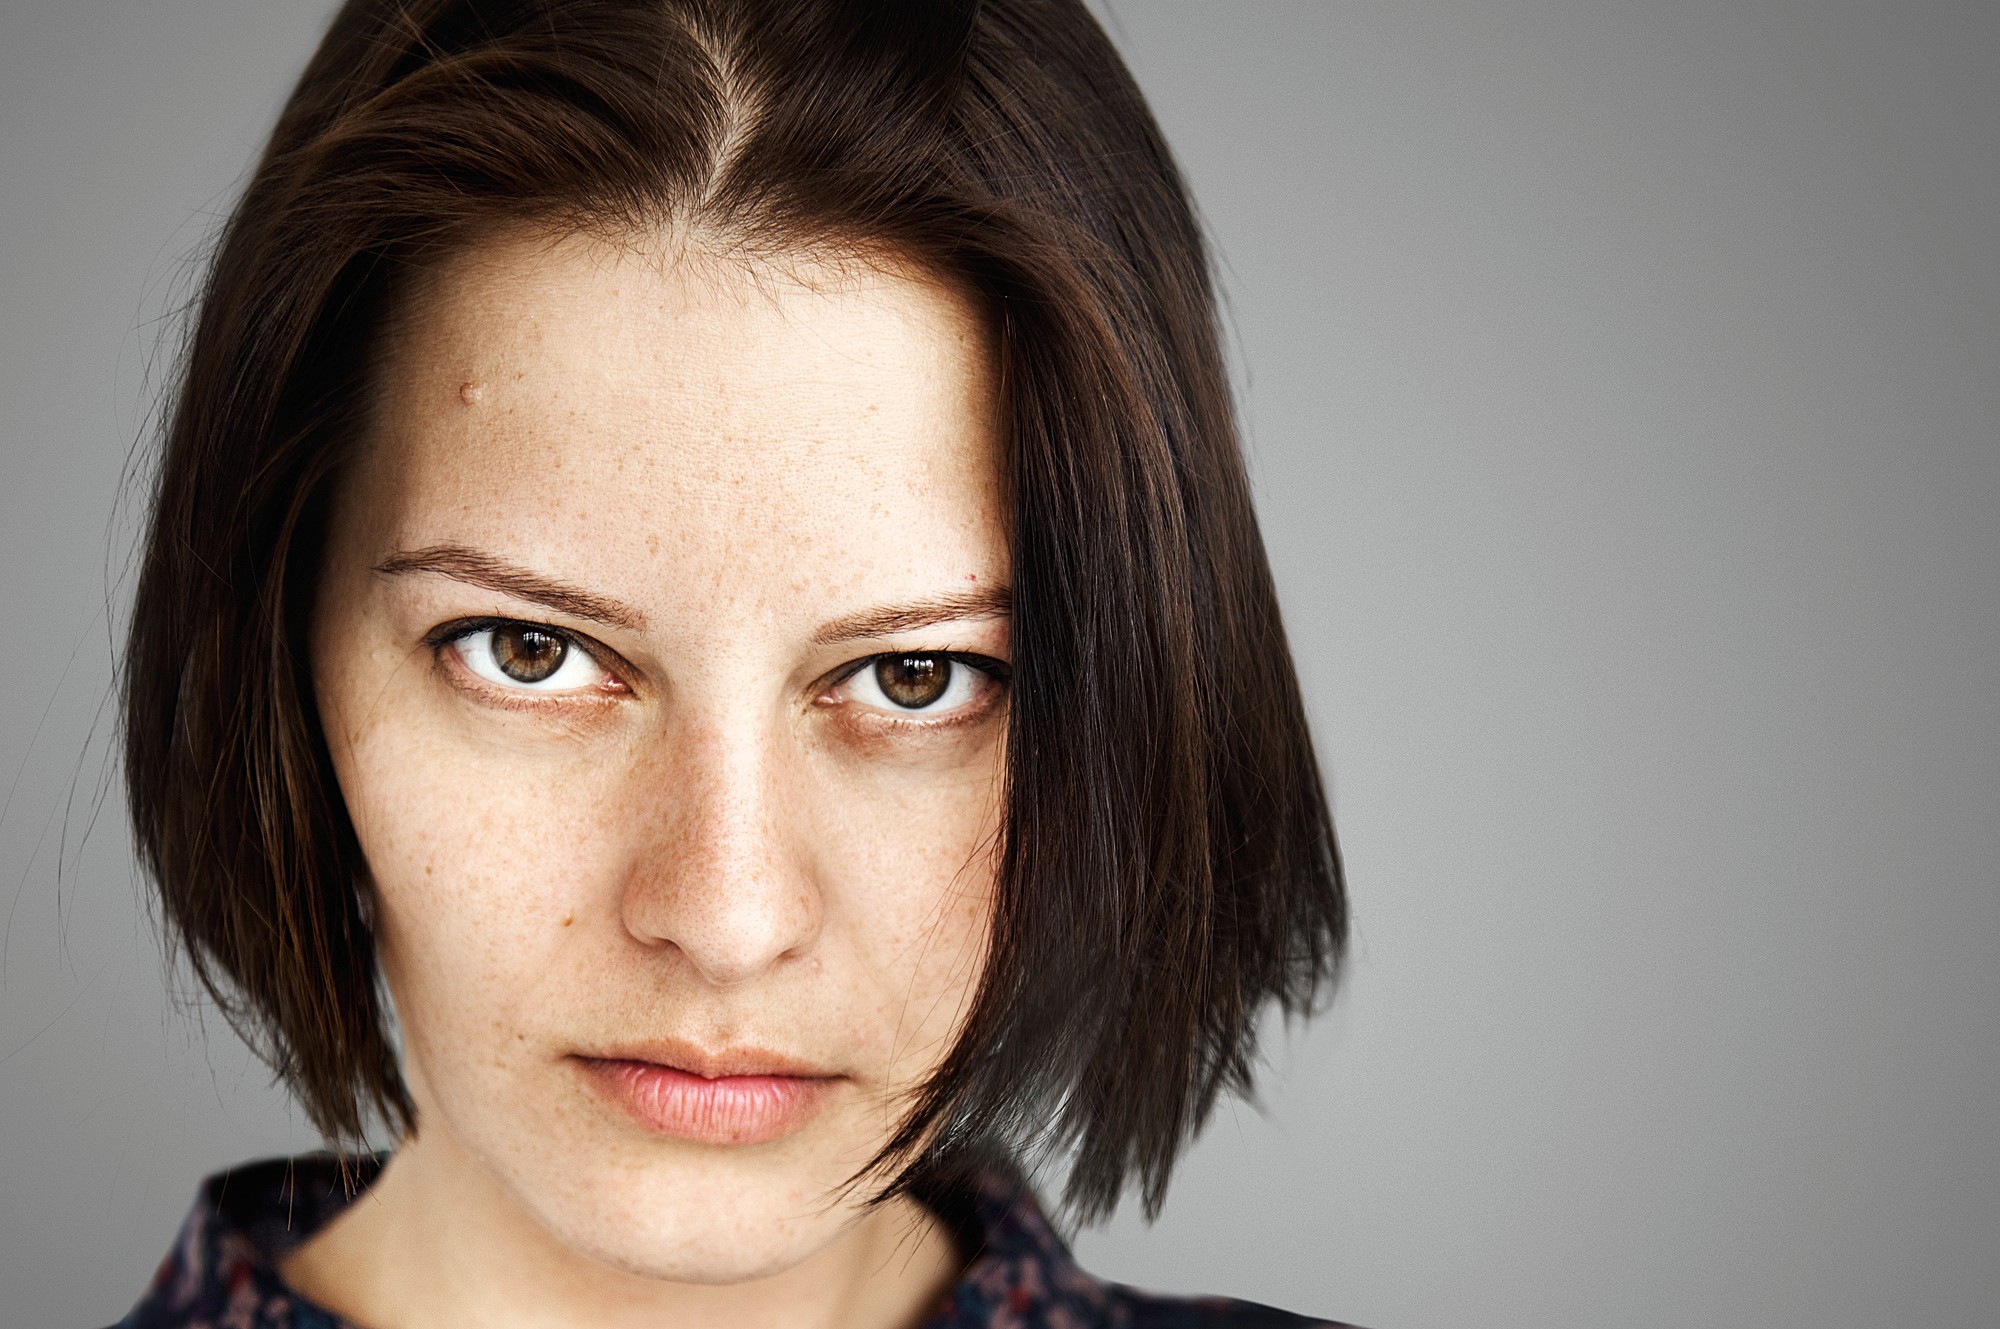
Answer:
427, 615, 602, 654
831, 650, 1012, 686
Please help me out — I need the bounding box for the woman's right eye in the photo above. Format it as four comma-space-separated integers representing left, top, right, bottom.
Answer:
447, 623, 616, 694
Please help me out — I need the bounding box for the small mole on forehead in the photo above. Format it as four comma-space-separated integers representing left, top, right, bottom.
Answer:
459, 380, 485, 405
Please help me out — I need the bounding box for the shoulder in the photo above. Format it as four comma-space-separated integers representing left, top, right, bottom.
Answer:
1111, 1284, 1361, 1327
936, 1261, 1355, 1329
924, 1169, 1361, 1329
112, 1153, 377, 1329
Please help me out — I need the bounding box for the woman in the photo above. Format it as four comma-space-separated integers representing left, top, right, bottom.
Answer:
116, 1, 1350, 1325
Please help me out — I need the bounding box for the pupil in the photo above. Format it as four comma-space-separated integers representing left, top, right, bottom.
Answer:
493, 627, 566, 683
876, 655, 951, 709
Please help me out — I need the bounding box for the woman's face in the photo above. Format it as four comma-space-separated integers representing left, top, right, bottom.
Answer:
310, 230, 1006, 1282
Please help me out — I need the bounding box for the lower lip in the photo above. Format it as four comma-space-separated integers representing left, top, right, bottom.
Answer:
576, 1058, 837, 1145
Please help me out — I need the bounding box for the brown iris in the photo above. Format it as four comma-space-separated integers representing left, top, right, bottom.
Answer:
875, 654, 952, 709
491, 625, 568, 683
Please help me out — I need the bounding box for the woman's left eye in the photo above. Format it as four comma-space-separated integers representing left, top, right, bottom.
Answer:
834, 653, 998, 718
448, 623, 614, 693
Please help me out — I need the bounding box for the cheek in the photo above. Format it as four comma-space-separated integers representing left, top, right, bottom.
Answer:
332, 708, 621, 1050
810, 745, 1002, 1060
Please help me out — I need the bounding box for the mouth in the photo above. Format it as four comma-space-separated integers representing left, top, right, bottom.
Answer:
571, 1044, 842, 1145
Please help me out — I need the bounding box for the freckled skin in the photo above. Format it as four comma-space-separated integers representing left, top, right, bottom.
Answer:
289, 233, 1008, 1329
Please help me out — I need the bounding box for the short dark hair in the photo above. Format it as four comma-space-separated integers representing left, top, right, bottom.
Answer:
122, 0, 1345, 1222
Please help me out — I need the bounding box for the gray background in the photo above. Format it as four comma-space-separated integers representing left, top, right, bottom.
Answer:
3, 1, 1996, 1325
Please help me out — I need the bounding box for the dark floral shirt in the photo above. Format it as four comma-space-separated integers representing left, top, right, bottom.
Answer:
113, 1154, 1353, 1329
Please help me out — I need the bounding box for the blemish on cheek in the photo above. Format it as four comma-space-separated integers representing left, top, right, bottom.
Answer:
562, 914, 574, 927
965, 573, 977, 582
459, 380, 485, 405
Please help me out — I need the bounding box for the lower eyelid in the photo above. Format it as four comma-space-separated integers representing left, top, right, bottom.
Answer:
441, 669, 624, 712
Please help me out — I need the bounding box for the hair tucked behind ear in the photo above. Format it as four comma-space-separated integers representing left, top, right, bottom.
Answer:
123, 0, 1345, 1224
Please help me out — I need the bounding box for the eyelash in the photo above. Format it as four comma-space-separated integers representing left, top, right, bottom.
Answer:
423, 617, 1010, 726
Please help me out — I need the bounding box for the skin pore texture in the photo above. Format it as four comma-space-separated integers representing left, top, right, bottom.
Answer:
287, 228, 1009, 1329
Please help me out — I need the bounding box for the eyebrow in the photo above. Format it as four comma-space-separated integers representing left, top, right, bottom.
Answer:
374, 544, 647, 632
374, 543, 1011, 645
810, 585, 1012, 645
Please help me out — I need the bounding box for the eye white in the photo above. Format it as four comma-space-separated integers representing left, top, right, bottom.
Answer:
452, 626, 610, 692
842, 656, 983, 714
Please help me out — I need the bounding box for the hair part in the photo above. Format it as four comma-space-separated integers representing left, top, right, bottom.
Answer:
123, 0, 1344, 1223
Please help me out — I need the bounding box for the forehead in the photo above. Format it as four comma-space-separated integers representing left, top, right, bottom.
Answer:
355, 229, 1006, 618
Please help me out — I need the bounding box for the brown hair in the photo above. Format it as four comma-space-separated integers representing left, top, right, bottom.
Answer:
122, 0, 1344, 1222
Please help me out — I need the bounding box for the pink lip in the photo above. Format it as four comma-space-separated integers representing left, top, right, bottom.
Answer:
575, 1051, 839, 1145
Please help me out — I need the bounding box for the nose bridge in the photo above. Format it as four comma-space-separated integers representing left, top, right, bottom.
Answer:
620, 700, 820, 985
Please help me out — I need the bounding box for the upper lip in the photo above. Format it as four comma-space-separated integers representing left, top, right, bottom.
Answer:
575, 1038, 838, 1080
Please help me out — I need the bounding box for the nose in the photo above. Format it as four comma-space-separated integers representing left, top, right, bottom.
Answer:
617, 713, 822, 987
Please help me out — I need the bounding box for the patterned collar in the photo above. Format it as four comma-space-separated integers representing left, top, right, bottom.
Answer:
114, 1153, 1342, 1328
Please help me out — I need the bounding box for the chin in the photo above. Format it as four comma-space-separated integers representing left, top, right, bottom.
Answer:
523, 1144, 871, 1283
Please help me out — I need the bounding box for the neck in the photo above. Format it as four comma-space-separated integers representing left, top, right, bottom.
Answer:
278, 1129, 964, 1329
